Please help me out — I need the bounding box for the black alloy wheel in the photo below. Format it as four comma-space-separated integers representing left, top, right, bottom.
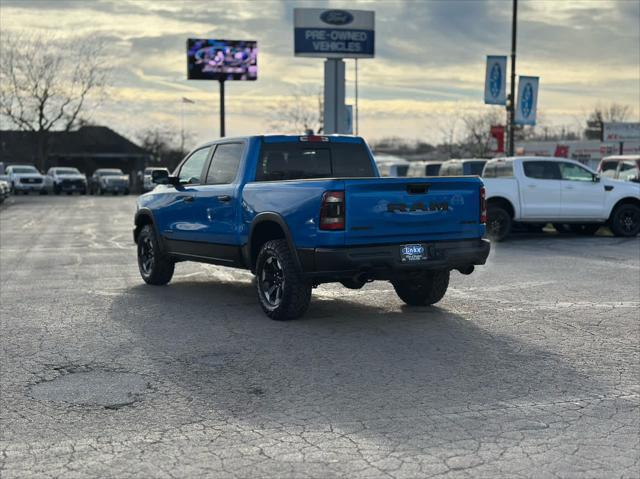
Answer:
259, 256, 285, 308
255, 239, 311, 320
486, 207, 512, 242
137, 224, 174, 285
139, 235, 155, 276
610, 204, 640, 237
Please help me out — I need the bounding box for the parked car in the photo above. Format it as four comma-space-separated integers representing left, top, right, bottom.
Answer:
482, 157, 640, 240
46, 167, 88, 195
407, 161, 444, 177
5, 165, 47, 194
89, 168, 130, 195
133, 135, 490, 320
0, 179, 10, 202
375, 155, 410, 177
142, 167, 170, 192
598, 155, 640, 183
439, 159, 488, 176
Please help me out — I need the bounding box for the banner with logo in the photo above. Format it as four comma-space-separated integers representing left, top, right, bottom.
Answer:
294, 8, 375, 58
514, 76, 539, 125
484, 56, 507, 105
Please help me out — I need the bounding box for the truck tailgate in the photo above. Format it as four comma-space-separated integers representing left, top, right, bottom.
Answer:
343, 177, 483, 245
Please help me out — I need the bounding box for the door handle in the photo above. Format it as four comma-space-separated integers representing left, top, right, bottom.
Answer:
564, 186, 574, 190
217, 195, 231, 202
180, 195, 194, 202
527, 185, 536, 188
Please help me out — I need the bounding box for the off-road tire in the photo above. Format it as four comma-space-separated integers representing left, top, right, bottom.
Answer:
392, 270, 450, 306
609, 204, 640, 237
137, 224, 174, 285
255, 239, 311, 320
486, 207, 512, 241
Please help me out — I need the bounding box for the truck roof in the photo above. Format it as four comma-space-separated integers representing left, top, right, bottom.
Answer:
195, 134, 365, 150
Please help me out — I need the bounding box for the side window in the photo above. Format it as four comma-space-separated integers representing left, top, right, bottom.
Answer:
483, 163, 497, 178
559, 162, 594, 182
619, 162, 639, 181
206, 143, 244, 184
600, 161, 618, 178
523, 161, 561, 180
178, 147, 211, 184
497, 161, 513, 177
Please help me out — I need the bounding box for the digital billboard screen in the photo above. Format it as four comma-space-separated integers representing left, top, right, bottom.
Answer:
187, 39, 257, 81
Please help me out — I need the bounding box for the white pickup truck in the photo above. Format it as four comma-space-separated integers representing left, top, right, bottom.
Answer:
482, 157, 640, 240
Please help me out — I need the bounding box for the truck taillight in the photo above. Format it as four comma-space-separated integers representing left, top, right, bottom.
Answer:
480, 187, 487, 224
320, 191, 345, 230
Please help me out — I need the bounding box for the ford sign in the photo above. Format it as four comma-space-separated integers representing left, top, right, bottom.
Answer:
520, 83, 533, 118
320, 10, 354, 26
489, 62, 502, 98
514, 76, 539, 125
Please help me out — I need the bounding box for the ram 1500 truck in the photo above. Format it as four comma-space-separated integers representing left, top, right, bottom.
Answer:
134, 135, 490, 320
483, 157, 640, 241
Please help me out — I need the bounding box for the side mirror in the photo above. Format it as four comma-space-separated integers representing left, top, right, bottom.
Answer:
152, 169, 170, 184
592, 174, 600, 183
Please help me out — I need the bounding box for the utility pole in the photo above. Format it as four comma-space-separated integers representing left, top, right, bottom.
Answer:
508, 0, 518, 156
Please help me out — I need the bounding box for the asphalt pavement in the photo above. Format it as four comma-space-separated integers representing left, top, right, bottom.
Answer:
1, 195, 639, 478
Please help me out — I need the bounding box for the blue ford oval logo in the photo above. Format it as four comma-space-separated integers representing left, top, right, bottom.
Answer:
521, 83, 533, 118
320, 10, 354, 26
489, 62, 502, 98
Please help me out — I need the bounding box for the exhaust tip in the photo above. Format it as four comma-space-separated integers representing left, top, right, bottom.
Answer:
456, 265, 475, 275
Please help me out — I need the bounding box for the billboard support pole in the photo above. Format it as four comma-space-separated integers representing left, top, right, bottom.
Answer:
323, 58, 346, 134
508, 0, 518, 156
355, 58, 359, 136
219, 79, 226, 137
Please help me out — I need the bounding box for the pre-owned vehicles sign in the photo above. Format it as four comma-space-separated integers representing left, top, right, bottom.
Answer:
294, 8, 375, 58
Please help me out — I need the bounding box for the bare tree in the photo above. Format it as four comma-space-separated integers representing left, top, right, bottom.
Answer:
136, 126, 193, 171
461, 109, 503, 157
0, 32, 109, 170
436, 113, 461, 158
269, 87, 323, 134
583, 103, 634, 140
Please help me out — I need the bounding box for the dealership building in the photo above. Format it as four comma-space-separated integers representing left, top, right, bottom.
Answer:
0, 126, 152, 189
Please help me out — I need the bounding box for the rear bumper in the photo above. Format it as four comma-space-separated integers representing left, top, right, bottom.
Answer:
297, 238, 490, 280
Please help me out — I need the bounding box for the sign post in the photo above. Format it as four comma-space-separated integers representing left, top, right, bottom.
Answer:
219, 80, 225, 137
294, 8, 374, 134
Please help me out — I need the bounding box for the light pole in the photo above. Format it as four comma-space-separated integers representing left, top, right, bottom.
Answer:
508, 0, 518, 156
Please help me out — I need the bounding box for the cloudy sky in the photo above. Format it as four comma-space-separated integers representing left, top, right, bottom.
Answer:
1, 0, 638, 145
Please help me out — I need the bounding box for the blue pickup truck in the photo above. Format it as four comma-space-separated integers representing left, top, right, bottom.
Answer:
134, 135, 490, 320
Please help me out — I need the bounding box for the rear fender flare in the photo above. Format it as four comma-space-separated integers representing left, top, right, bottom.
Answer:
247, 213, 301, 272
